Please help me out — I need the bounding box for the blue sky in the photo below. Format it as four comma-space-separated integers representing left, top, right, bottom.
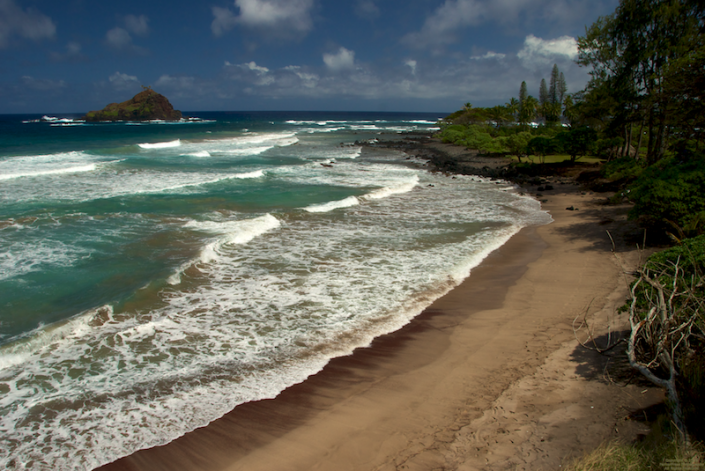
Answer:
0, 0, 619, 114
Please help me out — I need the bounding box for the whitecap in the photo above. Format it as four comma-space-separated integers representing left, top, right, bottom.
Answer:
184, 214, 281, 264
138, 139, 181, 149
361, 175, 419, 200
0, 163, 96, 181
232, 170, 264, 179
304, 196, 360, 213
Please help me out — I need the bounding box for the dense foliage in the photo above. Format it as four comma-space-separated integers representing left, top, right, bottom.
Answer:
627, 157, 705, 237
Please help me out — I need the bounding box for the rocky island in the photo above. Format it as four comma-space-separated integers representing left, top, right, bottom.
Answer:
82, 87, 182, 122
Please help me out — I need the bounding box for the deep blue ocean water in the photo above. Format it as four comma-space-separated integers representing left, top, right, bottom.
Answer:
0, 111, 550, 470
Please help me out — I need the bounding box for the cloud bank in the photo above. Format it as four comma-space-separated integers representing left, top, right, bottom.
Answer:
0, 0, 56, 48
404, 0, 601, 48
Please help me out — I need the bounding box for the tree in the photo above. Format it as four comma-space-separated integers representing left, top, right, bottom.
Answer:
577, 0, 705, 163
520, 95, 538, 126
558, 72, 568, 105
505, 97, 520, 123
518, 81, 529, 126
487, 105, 509, 127
556, 127, 597, 162
562, 95, 576, 125
527, 136, 555, 164
549, 64, 561, 104
506, 131, 533, 162
539, 79, 549, 108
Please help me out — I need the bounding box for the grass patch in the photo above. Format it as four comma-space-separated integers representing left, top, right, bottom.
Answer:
565, 417, 704, 471
565, 440, 704, 471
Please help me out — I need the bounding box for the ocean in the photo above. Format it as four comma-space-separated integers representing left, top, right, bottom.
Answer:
0, 111, 551, 470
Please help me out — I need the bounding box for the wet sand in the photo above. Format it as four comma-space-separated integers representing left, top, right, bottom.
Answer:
99, 182, 663, 471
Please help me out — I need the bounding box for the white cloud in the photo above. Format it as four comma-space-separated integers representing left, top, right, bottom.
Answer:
109, 71, 140, 91
211, 7, 238, 37
105, 15, 149, 52
471, 51, 506, 60
66, 41, 81, 55
405, 60, 417, 75
224, 61, 276, 86
404, 0, 602, 49
124, 14, 149, 36
323, 47, 355, 71
355, 0, 380, 20
517, 34, 578, 68
50, 41, 87, 62
211, 0, 314, 38
283, 66, 319, 88
238, 61, 270, 75
106, 27, 133, 49
0, 0, 56, 48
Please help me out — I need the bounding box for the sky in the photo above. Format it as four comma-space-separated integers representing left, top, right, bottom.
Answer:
0, 0, 620, 114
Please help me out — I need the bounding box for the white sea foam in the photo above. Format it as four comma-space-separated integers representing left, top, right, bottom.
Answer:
0, 306, 111, 371
0, 151, 101, 182
361, 175, 419, 200
304, 196, 360, 213
0, 163, 96, 181
185, 150, 211, 157
185, 214, 281, 263
222, 146, 274, 155
191, 132, 298, 156
0, 120, 553, 471
232, 169, 264, 179
0, 239, 85, 281
138, 139, 181, 149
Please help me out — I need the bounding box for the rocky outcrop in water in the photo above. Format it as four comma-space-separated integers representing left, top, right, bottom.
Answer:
83, 88, 182, 122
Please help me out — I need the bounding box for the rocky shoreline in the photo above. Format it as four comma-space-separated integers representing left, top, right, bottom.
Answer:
362, 131, 606, 188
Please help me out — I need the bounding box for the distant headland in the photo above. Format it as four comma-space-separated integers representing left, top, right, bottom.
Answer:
82, 87, 182, 122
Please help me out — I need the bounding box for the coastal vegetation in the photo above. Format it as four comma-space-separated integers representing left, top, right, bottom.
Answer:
440, 0, 705, 456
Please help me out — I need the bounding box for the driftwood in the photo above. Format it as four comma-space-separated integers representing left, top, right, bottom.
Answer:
575, 231, 704, 440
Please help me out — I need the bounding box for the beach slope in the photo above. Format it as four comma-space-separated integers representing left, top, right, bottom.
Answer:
100, 182, 662, 471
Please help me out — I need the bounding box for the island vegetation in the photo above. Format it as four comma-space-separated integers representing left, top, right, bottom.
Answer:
438, 0, 704, 467
82, 86, 183, 122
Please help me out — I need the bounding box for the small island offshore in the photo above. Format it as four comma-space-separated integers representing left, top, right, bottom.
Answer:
82, 87, 182, 122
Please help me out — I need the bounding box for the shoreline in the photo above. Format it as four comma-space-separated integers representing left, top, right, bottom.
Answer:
98, 143, 663, 471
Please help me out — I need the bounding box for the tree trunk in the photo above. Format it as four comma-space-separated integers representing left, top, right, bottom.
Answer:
647, 106, 656, 163
636, 120, 645, 160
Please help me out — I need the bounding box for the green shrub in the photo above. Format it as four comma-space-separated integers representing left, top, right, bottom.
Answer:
627, 157, 705, 234
601, 156, 646, 181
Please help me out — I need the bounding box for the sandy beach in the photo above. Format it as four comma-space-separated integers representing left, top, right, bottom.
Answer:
99, 151, 664, 471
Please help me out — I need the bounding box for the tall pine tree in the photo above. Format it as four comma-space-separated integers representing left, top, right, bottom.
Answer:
519, 81, 528, 125
539, 79, 549, 107
549, 64, 560, 105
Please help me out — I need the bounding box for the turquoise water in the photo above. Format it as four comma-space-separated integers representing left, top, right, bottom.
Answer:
0, 111, 550, 470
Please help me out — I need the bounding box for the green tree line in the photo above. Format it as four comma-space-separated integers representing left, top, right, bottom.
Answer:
439, 0, 705, 445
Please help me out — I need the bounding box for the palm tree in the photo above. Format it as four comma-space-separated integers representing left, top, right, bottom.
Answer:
505, 98, 520, 123
487, 105, 509, 128
520, 95, 539, 126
